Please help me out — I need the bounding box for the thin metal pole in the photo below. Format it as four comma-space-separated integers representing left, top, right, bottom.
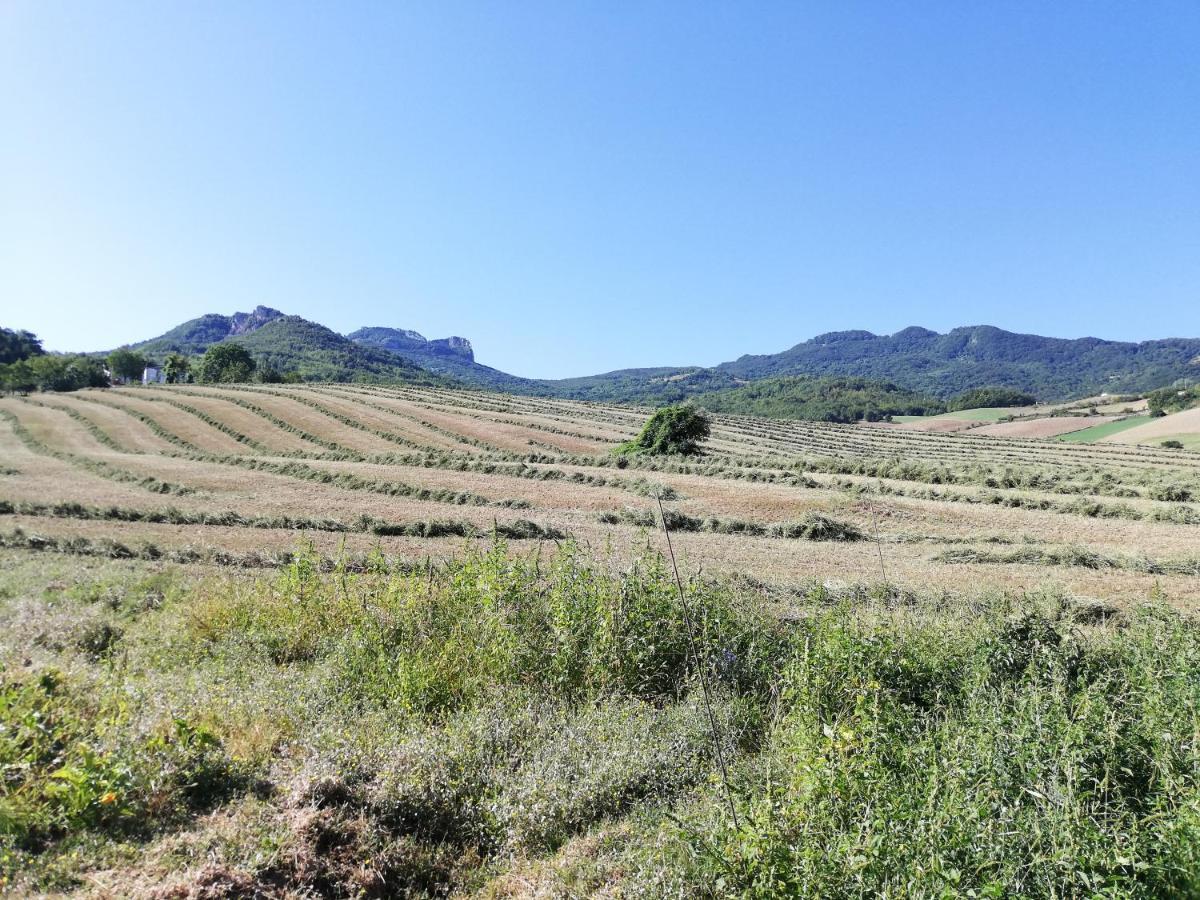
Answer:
865, 488, 889, 585
656, 493, 741, 830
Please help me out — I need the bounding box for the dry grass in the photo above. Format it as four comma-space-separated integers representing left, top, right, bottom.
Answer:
4, 384, 1200, 608
94, 391, 252, 454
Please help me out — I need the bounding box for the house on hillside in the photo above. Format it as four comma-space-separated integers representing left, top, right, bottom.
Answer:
142, 366, 166, 385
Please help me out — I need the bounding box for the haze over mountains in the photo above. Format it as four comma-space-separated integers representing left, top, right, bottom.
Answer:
117, 307, 1200, 404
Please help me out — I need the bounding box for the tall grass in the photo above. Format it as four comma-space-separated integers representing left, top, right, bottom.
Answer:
2, 540, 1199, 895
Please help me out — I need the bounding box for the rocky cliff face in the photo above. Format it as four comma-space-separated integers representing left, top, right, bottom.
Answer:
347, 327, 474, 361
429, 336, 474, 360
228, 306, 284, 336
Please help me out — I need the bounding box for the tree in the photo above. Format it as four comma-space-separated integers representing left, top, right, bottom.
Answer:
24, 355, 107, 392
0, 328, 44, 365
617, 403, 712, 456
0, 360, 35, 394
197, 343, 256, 383
164, 353, 192, 384
107, 348, 147, 384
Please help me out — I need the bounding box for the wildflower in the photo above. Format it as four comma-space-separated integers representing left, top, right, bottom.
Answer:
99, 791, 118, 805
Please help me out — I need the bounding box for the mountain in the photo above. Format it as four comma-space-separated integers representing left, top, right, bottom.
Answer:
133, 306, 285, 354
115, 308, 1200, 402
346, 326, 528, 389
228, 317, 442, 384
348, 327, 474, 361
712, 326, 1200, 399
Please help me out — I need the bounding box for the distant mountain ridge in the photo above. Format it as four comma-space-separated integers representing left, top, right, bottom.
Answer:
347, 327, 475, 361
113, 309, 1200, 403
713, 325, 1200, 398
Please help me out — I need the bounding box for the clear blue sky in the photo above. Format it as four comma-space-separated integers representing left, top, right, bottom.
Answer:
2, 2, 1198, 378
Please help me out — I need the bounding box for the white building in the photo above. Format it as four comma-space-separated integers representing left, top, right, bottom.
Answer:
142, 366, 166, 385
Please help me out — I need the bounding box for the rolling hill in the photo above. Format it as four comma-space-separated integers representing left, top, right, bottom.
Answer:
106, 308, 1200, 403
229, 317, 443, 384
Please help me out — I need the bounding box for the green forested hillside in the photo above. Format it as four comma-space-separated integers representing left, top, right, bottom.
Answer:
715, 325, 1200, 399
229, 318, 444, 383
696, 375, 945, 422
132, 306, 285, 355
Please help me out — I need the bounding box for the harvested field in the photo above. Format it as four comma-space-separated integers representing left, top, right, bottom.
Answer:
2, 383, 1199, 606
970, 415, 1114, 438
885, 416, 977, 432
6, 380, 1200, 898
1103, 405, 1200, 445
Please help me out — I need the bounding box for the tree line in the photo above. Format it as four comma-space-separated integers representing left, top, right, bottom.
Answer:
0, 327, 301, 394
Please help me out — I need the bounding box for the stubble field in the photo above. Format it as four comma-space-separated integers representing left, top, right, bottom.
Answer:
3, 383, 1200, 897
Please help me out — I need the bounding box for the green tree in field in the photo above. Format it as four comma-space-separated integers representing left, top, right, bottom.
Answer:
0, 327, 44, 365
197, 343, 257, 383
163, 353, 192, 384
618, 403, 711, 456
0, 360, 36, 394
106, 348, 147, 384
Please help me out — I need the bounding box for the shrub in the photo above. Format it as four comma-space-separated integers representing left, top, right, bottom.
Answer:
617, 404, 711, 456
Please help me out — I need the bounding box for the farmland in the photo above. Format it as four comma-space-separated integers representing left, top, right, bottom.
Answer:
3, 383, 1200, 896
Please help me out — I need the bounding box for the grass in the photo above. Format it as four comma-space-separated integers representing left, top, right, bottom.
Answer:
1150, 433, 1200, 451
7, 381, 1200, 892
1057, 415, 1154, 443
2, 542, 1199, 896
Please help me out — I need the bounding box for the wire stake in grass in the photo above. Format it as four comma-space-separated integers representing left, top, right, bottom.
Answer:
655, 491, 741, 831
865, 485, 889, 586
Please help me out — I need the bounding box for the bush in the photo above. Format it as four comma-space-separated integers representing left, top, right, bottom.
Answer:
617, 404, 711, 456
1162, 440, 1185, 450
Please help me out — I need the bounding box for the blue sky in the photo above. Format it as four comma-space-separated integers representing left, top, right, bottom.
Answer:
2, 2, 1198, 378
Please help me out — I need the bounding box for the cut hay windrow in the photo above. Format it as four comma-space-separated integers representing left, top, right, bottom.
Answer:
0, 408, 194, 496
0, 499, 568, 540
166, 387, 361, 454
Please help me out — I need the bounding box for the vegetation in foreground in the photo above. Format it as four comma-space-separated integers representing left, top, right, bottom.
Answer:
1, 540, 1198, 898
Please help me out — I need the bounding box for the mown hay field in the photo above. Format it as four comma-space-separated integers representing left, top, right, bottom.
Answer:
3, 383, 1200, 897
2, 383, 1199, 605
